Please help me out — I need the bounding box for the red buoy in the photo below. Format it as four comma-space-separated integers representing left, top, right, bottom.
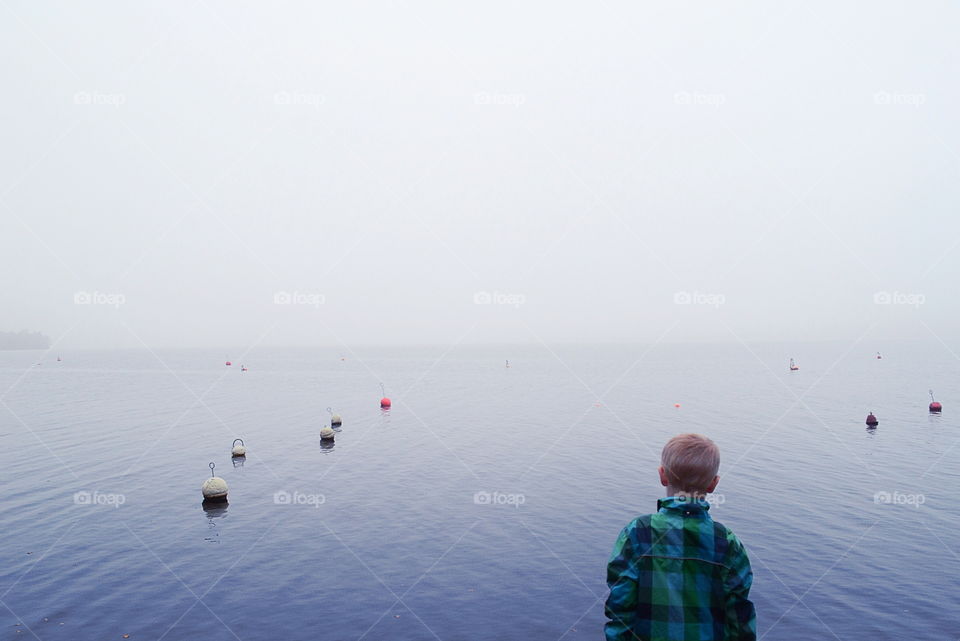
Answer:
380, 397, 391, 409
930, 402, 942, 413
865, 412, 878, 427
225, 361, 232, 366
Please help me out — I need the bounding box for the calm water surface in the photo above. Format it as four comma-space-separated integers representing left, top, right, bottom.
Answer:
2, 342, 958, 640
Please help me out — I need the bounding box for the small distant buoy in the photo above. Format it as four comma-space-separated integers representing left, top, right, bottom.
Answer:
876, 352, 882, 360
379, 382, 391, 408
57, 356, 62, 362
865, 412, 879, 427
201, 462, 228, 503
241, 365, 248, 372
225, 361, 232, 366
506, 360, 510, 368
789, 358, 799, 371
320, 426, 335, 441
674, 403, 681, 408
929, 389, 942, 413
231, 438, 246, 457
325, 407, 342, 427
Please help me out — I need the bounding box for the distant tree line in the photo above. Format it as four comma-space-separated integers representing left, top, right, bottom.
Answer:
0, 330, 50, 350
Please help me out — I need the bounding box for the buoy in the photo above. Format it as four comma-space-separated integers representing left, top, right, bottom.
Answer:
929, 390, 942, 413
674, 403, 681, 408
327, 407, 342, 427
240, 365, 248, 372
57, 356, 61, 362
506, 359, 510, 368
320, 426, 335, 441
789, 358, 799, 371
379, 382, 391, 409
865, 412, 879, 427
231, 438, 246, 457
201, 462, 228, 503
225, 361, 232, 366
876, 352, 882, 360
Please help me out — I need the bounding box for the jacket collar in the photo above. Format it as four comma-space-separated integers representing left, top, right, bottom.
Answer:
657, 495, 711, 516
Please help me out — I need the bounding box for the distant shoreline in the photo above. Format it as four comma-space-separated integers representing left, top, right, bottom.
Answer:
0, 331, 50, 351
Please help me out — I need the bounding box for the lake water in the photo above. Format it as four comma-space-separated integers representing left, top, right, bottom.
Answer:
1, 341, 958, 640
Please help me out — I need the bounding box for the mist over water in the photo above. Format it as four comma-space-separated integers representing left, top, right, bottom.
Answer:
1, 2, 959, 349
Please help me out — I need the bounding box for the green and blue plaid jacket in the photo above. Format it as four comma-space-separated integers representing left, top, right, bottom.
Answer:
605, 497, 756, 641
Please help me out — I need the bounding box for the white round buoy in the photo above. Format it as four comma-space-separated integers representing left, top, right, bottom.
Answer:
327, 407, 342, 427
320, 426, 335, 441
231, 438, 246, 457
202, 477, 228, 500
202, 462, 228, 502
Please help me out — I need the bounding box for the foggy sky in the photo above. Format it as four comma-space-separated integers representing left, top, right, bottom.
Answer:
1, 2, 958, 350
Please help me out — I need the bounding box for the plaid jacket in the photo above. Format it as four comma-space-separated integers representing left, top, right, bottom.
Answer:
604, 497, 756, 641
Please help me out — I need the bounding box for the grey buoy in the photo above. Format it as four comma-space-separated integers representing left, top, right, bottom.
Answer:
327, 407, 342, 427
201, 462, 228, 503
231, 438, 246, 457
320, 426, 335, 441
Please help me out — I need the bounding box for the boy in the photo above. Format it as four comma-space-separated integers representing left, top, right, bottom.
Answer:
604, 433, 756, 641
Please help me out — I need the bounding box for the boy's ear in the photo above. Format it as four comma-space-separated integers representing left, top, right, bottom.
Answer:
658, 466, 669, 487
706, 475, 720, 493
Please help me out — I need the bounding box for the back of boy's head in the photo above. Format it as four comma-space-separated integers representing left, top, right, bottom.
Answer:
661, 433, 720, 493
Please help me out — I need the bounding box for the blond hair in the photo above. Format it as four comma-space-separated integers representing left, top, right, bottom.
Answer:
661, 433, 720, 493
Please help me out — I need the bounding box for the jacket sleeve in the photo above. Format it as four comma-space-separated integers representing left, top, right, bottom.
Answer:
604, 525, 638, 641
723, 534, 757, 641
